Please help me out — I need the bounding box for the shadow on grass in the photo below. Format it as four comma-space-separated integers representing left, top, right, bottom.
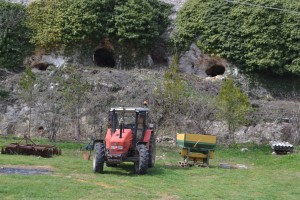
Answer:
147, 162, 220, 177
162, 163, 218, 169
100, 163, 166, 177
99, 162, 199, 176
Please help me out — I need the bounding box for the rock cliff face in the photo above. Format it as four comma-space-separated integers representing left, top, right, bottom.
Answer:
161, 0, 188, 11
8, 0, 31, 4
1, 66, 299, 145
0, 67, 164, 139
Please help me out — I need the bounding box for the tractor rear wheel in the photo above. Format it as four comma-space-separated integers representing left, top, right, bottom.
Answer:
148, 134, 156, 168
134, 144, 149, 175
93, 142, 105, 173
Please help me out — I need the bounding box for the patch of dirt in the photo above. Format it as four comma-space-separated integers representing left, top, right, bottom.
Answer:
1, 165, 55, 170
0, 165, 54, 175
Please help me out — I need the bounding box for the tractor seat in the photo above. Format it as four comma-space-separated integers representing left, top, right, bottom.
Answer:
136, 123, 144, 142
123, 124, 135, 130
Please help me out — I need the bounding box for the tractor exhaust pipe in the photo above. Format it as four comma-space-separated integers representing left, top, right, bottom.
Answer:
119, 107, 125, 138
119, 117, 124, 138
120, 123, 123, 138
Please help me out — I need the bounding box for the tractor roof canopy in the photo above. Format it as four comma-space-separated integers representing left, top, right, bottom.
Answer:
110, 107, 149, 114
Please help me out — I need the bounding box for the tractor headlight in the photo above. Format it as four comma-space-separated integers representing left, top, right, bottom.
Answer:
111, 146, 123, 150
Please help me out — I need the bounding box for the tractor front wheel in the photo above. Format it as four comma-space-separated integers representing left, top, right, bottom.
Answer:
93, 142, 105, 173
148, 133, 156, 168
134, 144, 149, 175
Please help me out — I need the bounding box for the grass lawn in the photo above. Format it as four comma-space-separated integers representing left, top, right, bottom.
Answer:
0, 135, 299, 200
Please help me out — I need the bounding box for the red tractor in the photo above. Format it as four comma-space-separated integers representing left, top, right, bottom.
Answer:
93, 107, 156, 174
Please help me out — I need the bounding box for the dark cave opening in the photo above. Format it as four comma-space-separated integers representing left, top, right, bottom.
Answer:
205, 65, 225, 77
93, 48, 115, 68
32, 62, 50, 71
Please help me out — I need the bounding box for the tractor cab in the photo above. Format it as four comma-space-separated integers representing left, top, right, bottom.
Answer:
93, 107, 155, 175
108, 107, 150, 144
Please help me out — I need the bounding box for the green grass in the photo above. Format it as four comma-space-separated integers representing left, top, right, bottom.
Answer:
0, 136, 299, 200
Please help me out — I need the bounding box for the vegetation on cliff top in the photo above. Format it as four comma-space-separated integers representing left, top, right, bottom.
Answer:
1, 0, 299, 77
26, 0, 171, 50
0, 0, 171, 69
0, 1, 32, 69
174, 0, 300, 75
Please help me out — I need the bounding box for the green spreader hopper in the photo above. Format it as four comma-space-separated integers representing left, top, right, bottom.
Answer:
177, 133, 216, 167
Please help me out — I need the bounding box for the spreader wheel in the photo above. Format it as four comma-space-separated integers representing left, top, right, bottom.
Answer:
134, 144, 149, 175
93, 142, 105, 173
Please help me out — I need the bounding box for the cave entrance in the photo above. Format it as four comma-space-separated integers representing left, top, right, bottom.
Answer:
32, 62, 50, 71
205, 65, 225, 77
93, 48, 115, 68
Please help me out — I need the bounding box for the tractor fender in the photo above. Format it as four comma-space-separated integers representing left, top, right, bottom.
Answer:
136, 142, 148, 151
93, 140, 104, 149
143, 130, 153, 148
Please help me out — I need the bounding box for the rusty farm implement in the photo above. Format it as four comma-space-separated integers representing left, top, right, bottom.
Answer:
1, 135, 61, 158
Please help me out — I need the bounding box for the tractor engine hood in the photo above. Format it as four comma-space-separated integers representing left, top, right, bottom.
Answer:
105, 129, 133, 154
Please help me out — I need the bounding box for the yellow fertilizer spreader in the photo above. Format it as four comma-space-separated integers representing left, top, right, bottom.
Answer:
177, 133, 216, 167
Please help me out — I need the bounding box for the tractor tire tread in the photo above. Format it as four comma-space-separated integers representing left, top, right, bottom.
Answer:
148, 133, 156, 168
135, 144, 149, 175
93, 142, 105, 173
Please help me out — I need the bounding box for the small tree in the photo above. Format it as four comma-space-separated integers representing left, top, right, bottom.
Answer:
155, 54, 189, 140
20, 67, 36, 137
36, 76, 63, 142
186, 93, 215, 134
57, 65, 90, 140
163, 54, 186, 108
37, 100, 62, 142
217, 78, 250, 144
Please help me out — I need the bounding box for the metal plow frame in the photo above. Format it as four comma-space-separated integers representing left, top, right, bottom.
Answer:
1, 136, 61, 158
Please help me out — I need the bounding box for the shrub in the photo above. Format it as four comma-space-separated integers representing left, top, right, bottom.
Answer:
0, 88, 9, 99
217, 78, 250, 143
